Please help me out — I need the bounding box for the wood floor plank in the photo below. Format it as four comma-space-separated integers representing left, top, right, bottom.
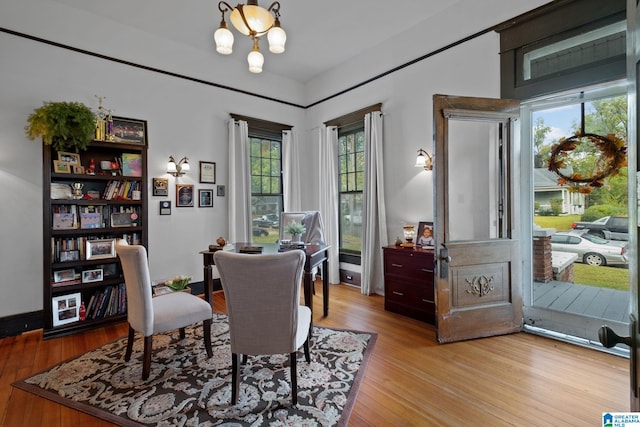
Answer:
0, 283, 629, 426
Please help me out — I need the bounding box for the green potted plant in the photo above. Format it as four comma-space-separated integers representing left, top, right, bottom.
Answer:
165, 275, 191, 292
25, 101, 95, 152
285, 220, 306, 243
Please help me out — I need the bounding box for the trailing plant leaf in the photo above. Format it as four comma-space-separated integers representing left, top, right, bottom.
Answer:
25, 101, 95, 152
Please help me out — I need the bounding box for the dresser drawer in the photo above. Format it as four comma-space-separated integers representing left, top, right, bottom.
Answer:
384, 251, 434, 280
386, 279, 434, 305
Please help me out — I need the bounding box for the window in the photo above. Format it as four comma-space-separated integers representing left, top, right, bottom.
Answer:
338, 126, 365, 259
325, 103, 381, 264
232, 114, 290, 243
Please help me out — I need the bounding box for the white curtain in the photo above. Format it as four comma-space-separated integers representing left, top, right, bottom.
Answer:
282, 129, 302, 212
317, 126, 341, 285
227, 119, 251, 242
361, 111, 388, 295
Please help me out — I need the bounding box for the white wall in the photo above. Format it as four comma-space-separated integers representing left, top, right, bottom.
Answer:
0, 33, 303, 318
0, 0, 548, 318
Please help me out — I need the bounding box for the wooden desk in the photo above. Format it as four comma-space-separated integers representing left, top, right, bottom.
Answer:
200, 243, 330, 318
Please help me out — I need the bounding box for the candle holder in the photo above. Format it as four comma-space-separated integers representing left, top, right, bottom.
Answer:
401, 225, 416, 247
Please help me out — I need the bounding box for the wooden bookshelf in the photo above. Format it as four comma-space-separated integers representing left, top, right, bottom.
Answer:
42, 130, 148, 339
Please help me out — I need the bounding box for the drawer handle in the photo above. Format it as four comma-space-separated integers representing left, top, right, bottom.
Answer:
421, 268, 433, 273
391, 263, 404, 268
393, 291, 404, 296
422, 299, 434, 303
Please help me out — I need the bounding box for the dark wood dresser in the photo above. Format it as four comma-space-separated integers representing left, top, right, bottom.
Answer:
382, 245, 435, 324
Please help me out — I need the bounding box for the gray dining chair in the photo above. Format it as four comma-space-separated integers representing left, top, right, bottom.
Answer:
213, 250, 311, 405
116, 239, 213, 380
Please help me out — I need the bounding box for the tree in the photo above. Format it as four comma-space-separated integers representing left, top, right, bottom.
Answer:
533, 117, 552, 168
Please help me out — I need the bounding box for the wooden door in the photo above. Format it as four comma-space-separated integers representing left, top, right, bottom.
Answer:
433, 94, 522, 343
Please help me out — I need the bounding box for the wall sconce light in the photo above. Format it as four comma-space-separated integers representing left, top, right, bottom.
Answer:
167, 155, 190, 177
415, 148, 433, 171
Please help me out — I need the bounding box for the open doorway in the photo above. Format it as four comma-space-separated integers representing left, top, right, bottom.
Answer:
522, 82, 629, 353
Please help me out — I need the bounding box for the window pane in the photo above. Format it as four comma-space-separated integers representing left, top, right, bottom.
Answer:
250, 135, 283, 244
338, 127, 365, 256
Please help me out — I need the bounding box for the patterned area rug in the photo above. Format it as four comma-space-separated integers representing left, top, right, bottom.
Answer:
12, 313, 376, 426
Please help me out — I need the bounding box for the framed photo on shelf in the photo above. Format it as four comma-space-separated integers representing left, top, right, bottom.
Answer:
82, 268, 103, 283
59, 250, 80, 262
52, 293, 81, 327
57, 151, 81, 165
153, 177, 169, 196
121, 153, 143, 177
199, 189, 214, 207
53, 160, 71, 174
176, 184, 194, 207
53, 269, 75, 283
417, 221, 434, 247
199, 161, 216, 184
217, 185, 225, 197
72, 165, 85, 174
111, 116, 147, 146
86, 239, 116, 260
111, 212, 136, 227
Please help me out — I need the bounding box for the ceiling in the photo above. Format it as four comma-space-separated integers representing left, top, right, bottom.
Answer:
52, 0, 464, 83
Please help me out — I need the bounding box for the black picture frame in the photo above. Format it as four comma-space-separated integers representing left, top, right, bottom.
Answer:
176, 184, 194, 207
153, 177, 169, 196
199, 161, 216, 184
217, 185, 225, 197
110, 116, 147, 146
159, 200, 171, 215
417, 221, 434, 247
199, 189, 214, 207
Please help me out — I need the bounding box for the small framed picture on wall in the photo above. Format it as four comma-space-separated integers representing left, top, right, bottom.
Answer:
199, 189, 214, 207
176, 184, 194, 207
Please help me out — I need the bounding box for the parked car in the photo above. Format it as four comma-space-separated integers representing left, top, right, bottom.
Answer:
252, 227, 269, 237
344, 210, 362, 225
550, 232, 628, 266
252, 214, 280, 228
571, 216, 628, 241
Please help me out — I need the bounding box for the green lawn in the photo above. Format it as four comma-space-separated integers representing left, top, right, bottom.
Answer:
534, 214, 580, 231
573, 263, 628, 291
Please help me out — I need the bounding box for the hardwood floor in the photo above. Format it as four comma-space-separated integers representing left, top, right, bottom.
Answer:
0, 283, 629, 426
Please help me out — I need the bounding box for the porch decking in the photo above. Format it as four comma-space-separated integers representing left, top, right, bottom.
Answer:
533, 280, 630, 323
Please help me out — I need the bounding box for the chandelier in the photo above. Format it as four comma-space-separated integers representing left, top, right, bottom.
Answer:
214, 0, 286, 74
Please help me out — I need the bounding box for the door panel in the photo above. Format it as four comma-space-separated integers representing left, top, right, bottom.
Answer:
434, 94, 522, 343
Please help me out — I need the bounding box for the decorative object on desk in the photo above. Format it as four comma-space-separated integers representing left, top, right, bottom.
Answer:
198, 188, 214, 207
153, 177, 169, 196
199, 161, 216, 183
164, 275, 191, 292
285, 219, 306, 244
51, 292, 81, 326
239, 245, 263, 253
401, 224, 416, 247
121, 153, 142, 177
12, 314, 376, 426
217, 236, 227, 246
25, 101, 95, 152
167, 155, 190, 177
417, 221, 434, 247
395, 236, 403, 246
71, 182, 83, 200
159, 200, 171, 215
111, 116, 147, 145
176, 183, 194, 207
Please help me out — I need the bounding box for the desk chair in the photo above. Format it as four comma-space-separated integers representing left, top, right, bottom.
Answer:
213, 250, 311, 405
116, 240, 213, 380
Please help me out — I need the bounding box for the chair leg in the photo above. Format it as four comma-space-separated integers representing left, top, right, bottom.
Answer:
179, 327, 186, 340
142, 335, 152, 380
290, 352, 297, 405
242, 354, 248, 364
303, 338, 311, 363
231, 352, 240, 405
203, 318, 213, 358
125, 325, 135, 362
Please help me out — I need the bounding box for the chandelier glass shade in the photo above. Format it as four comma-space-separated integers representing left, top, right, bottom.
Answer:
214, 0, 285, 73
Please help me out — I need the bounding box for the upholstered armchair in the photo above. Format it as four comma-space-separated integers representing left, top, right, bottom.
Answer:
213, 250, 311, 405
115, 240, 213, 380
279, 211, 325, 244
